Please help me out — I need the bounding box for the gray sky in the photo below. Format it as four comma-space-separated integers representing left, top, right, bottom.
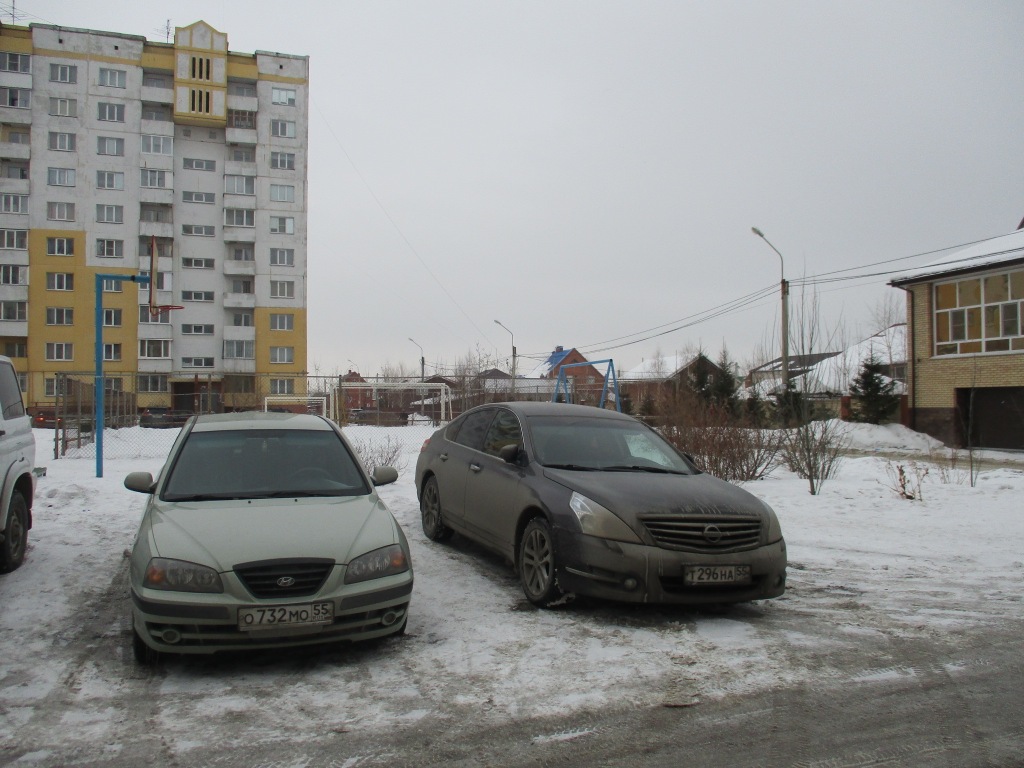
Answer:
13, 1, 1024, 377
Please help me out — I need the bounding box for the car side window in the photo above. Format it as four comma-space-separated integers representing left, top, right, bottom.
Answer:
0, 360, 25, 420
482, 409, 522, 456
453, 409, 494, 451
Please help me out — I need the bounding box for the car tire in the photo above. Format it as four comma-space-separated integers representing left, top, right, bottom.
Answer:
420, 477, 453, 542
132, 626, 161, 666
0, 491, 28, 573
518, 517, 568, 608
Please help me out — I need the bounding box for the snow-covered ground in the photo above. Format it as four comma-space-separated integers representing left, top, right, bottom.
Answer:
1, 422, 1022, 763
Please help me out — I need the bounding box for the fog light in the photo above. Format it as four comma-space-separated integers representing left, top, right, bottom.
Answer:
158, 628, 181, 644
623, 578, 638, 591
380, 610, 400, 626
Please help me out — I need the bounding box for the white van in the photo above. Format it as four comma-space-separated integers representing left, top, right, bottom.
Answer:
0, 356, 34, 571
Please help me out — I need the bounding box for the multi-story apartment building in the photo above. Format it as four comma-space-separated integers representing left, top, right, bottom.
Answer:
0, 20, 308, 415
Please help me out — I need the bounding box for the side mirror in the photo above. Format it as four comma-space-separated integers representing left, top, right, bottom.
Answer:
498, 443, 521, 464
124, 471, 156, 494
371, 465, 399, 487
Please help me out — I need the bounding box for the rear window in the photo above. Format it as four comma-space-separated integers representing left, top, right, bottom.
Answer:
0, 360, 25, 420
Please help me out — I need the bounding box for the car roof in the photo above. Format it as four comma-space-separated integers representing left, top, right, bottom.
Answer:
190, 412, 335, 432
473, 401, 636, 422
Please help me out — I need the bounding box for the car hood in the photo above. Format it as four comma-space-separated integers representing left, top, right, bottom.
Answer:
542, 468, 767, 521
143, 496, 400, 571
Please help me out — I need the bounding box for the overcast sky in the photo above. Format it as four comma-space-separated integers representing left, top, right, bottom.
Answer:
12, 1, 1024, 378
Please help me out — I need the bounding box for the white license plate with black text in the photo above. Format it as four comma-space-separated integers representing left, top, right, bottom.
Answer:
238, 601, 334, 630
684, 565, 751, 585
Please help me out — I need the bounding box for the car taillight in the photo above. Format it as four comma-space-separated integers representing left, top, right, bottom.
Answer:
419, 439, 431, 453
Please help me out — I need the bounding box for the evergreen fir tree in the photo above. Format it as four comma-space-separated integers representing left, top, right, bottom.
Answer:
711, 347, 739, 414
849, 353, 900, 424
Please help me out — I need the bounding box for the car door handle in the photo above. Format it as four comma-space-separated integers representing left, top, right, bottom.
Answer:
469, 462, 482, 473
439, 452, 449, 462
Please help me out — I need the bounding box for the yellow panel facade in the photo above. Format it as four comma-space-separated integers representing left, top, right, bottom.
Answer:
172, 21, 228, 127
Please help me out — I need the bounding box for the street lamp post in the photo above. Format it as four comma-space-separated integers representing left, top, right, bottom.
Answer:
751, 227, 790, 393
408, 338, 425, 382
494, 319, 516, 398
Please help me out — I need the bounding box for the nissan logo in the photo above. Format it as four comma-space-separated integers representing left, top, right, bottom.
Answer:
276, 576, 296, 587
703, 524, 723, 544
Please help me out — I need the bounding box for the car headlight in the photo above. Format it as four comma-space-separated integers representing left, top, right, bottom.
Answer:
144, 558, 224, 593
759, 499, 784, 543
569, 492, 642, 543
345, 544, 410, 584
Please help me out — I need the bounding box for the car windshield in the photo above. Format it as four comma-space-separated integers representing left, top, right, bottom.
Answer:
161, 428, 371, 501
528, 415, 695, 474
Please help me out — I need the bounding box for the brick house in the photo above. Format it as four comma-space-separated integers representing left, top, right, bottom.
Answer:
526, 346, 606, 404
890, 227, 1024, 449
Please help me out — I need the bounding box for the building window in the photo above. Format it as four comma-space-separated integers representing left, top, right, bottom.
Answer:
227, 81, 256, 97
46, 307, 74, 325
46, 273, 74, 291
271, 87, 297, 106
229, 146, 255, 162
270, 280, 295, 299
96, 204, 124, 224
48, 132, 77, 152
0, 194, 28, 214
182, 257, 214, 269
182, 324, 215, 335
139, 340, 171, 359
103, 279, 123, 293
183, 357, 215, 368
224, 175, 255, 195
49, 97, 77, 117
270, 378, 295, 395
232, 311, 254, 327
270, 347, 294, 364
138, 374, 169, 392
183, 157, 216, 171
231, 279, 254, 294
269, 184, 295, 203
0, 229, 27, 249
45, 343, 74, 361
270, 313, 294, 331
190, 56, 213, 81
96, 136, 125, 156
270, 151, 296, 170
934, 268, 1024, 356
4, 341, 27, 357
270, 120, 296, 138
0, 301, 27, 321
224, 208, 255, 227
141, 135, 173, 155
1, 88, 31, 109
2, 53, 31, 73
46, 202, 75, 221
270, 248, 295, 266
97, 171, 125, 190
227, 110, 256, 129
103, 308, 122, 327
140, 205, 171, 223
103, 343, 122, 361
0, 265, 27, 285
183, 191, 215, 204
49, 63, 76, 82
182, 224, 215, 237
97, 102, 126, 122
6, 131, 28, 145
47, 167, 76, 186
224, 340, 255, 359
140, 169, 167, 188
139, 305, 170, 324
141, 239, 172, 259
229, 245, 254, 261
46, 237, 74, 256
269, 216, 294, 235
182, 290, 215, 302
96, 239, 124, 258
139, 270, 170, 291
98, 68, 127, 88
142, 104, 172, 121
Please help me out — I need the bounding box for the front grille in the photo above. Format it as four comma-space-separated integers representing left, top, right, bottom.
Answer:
234, 558, 334, 598
639, 515, 761, 552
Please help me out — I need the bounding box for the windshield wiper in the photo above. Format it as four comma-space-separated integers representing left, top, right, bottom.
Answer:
543, 463, 598, 471
602, 465, 689, 475
163, 493, 248, 501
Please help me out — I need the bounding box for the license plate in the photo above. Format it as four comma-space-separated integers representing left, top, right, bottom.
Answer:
238, 601, 334, 630
684, 565, 751, 585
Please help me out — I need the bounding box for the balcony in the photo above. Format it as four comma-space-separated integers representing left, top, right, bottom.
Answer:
0, 107, 31, 126
226, 94, 258, 113
223, 259, 256, 276
0, 320, 27, 336
223, 292, 256, 309
225, 127, 257, 145
222, 227, 256, 244
141, 85, 173, 105
224, 160, 257, 177
140, 118, 175, 136
0, 142, 29, 160
139, 187, 173, 205
222, 358, 256, 374
138, 324, 173, 340
223, 324, 256, 342
0, 177, 29, 194
139, 220, 174, 239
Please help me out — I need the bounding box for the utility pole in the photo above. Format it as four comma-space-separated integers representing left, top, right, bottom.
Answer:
751, 227, 790, 393
494, 320, 516, 399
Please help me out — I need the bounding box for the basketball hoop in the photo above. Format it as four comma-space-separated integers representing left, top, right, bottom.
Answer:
148, 235, 184, 315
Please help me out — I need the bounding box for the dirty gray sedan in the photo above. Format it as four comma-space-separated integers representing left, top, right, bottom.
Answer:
414, 402, 785, 607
